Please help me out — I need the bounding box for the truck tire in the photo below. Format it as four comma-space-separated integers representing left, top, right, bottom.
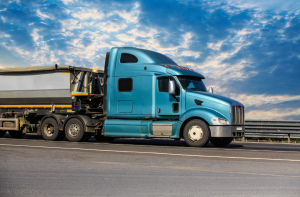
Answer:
65, 118, 85, 142
8, 130, 25, 138
0, 131, 6, 137
183, 119, 210, 147
210, 137, 233, 147
94, 135, 115, 142
41, 118, 63, 141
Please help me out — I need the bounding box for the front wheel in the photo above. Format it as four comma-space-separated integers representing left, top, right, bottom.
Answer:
210, 137, 233, 147
183, 119, 210, 147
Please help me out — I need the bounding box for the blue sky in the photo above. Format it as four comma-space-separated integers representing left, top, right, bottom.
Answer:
0, 0, 300, 120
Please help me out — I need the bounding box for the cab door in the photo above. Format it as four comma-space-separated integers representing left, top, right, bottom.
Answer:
155, 76, 181, 118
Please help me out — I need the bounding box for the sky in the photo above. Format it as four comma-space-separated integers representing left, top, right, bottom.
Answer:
0, 0, 300, 120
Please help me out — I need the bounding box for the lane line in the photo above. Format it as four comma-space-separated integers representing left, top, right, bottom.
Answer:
1, 137, 300, 153
1, 143, 300, 162
93, 161, 300, 178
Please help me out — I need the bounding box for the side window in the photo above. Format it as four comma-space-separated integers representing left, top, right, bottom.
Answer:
158, 77, 169, 92
120, 53, 138, 63
118, 78, 133, 92
157, 77, 180, 96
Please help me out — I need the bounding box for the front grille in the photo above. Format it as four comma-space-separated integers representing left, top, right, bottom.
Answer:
231, 105, 244, 125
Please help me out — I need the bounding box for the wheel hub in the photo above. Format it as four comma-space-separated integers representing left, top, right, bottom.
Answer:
45, 124, 54, 136
69, 124, 79, 137
188, 126, 203, 142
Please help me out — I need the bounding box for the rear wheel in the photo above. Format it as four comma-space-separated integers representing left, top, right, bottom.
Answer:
41, 118, 63, 141
9, 130, 25, 138
0, 131, 6, 137
65, 118, 85, 142
210, 137, 233, 147
183, 119, 210, 147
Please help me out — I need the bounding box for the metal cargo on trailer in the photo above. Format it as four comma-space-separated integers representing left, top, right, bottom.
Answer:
0, 65, 105, 141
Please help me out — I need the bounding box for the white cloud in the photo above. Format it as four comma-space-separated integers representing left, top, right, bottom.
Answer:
223, 0, 300, 12
30, 29, 40, 45
207, 40, 224, 51
227, 94, 300, 107
61, 0, 78, 5
128, 28, 158, 38
99, 21, 127, 32
60, 19, 83, 31
111, 41, 125, 46
36, 9, 54, 20
246, 108, 300, 120
178, 50, 201, 58
72, 8, 104, 20
116, 33, 135, 42
181, 32, 194, 48
236, 28, 259, 36
113, 2, 140, 23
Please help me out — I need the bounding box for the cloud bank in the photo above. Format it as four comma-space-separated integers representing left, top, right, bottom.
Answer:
0, 0, 299, 120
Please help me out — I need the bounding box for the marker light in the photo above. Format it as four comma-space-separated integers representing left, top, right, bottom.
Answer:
165, 65, 170, 68
177, 66, 194, 71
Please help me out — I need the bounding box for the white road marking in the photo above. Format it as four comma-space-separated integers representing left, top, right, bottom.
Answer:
0, 143, 300, 162
1, 137, 300, 153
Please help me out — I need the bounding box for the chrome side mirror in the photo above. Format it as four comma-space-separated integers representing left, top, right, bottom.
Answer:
168, 80, 175, 95
208, 87, 214, 94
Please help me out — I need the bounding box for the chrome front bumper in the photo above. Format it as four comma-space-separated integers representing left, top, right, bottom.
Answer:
209, 125, 245, 138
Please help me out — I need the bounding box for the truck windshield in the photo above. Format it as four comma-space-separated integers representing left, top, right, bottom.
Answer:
177, 76, 206, 92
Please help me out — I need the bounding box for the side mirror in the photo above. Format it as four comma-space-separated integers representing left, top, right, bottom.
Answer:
208, 87, 214, 94
168, 80, 175, 95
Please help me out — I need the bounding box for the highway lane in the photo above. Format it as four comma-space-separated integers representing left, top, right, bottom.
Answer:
0, 133, 300, 196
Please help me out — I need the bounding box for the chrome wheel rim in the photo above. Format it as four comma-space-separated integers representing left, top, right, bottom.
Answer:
69, 123, 79, 137
188, 125, 203, 142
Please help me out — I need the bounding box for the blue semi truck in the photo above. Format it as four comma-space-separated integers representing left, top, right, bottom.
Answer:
0, 47, 244, 147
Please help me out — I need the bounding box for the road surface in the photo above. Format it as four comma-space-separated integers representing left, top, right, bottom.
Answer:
0, 133, 300, 196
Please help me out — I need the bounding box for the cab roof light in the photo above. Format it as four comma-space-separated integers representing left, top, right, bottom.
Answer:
165, 65, 171, 68
177, 66, 194, 71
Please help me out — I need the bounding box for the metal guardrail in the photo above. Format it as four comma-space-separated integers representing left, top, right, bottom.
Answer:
244, 120, 300, 143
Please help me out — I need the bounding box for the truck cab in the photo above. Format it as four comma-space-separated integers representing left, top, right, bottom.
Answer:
103, 47, 245, 147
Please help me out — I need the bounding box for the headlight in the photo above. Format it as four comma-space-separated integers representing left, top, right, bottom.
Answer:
211, 118, 230, 125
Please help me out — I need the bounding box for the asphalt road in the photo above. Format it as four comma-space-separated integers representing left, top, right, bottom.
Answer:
0, 133, 300, 197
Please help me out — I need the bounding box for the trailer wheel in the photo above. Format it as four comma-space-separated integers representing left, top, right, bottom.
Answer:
65, 118, 85, 142
8, 131, 25, 138
41, 118, 61, 141
210, 137, 233, 147
183, 119, 210, 147
0, 131, 6, 137
94, 135, 115, 142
